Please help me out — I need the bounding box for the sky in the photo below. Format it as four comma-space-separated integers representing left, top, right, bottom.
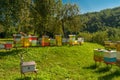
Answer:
62, 0, 120, 14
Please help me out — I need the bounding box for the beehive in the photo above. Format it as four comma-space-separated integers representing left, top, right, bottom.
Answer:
21, 61, 36, 73
4, 42, 12, 50
22, 36, 30, 47
41, 35, 50, 47
69, 35, 76, 45
62, 38, 68, 45
94, 49, 105, 62
116, 52, 120, 66
0, 44, 5, 49
13, 34, 22, 47
77, 37, 84, 45
103, 50, 117, 64
104, 41, 111, 49
50, 39, 56, 46
55, 35, 62, 46
29, 36, 38, 46
116, 41, 120, 51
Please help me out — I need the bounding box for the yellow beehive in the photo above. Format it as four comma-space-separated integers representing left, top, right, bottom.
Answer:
69, 35, 76, 45
116, 41, 120, 51
104, 41, 111, 49
55, 35, 62, 46
22, 37, 30, 47
110, 42, 116, 49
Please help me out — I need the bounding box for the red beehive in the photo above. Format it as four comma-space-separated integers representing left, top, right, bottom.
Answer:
41, 35, 50, 47
4, 43, 12, 50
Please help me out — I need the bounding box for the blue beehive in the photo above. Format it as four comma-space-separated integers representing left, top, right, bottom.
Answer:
103, 50, 117, 64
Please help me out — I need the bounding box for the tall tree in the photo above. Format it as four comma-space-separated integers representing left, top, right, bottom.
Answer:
57, 3, 80, 37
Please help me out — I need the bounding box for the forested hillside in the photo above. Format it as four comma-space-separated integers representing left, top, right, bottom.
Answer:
78, 7, 120, 44
80, 7, 120, 33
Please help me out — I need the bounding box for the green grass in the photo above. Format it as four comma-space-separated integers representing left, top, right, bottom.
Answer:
0, 38, 13, 43
0, 42, 120, 80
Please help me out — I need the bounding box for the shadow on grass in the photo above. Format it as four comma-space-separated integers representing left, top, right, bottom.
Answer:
98, 70, 120, 80
94, 66, 111, 73
15, 77, 31, 80
0, 48, 24, 57
15, 77, 40, 80
82, 64, 98, 70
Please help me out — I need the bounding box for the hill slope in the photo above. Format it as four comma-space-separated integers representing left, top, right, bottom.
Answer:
0, 43, 120, 80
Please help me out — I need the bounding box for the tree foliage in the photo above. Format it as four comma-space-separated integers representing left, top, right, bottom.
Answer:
0, 0, 80, 38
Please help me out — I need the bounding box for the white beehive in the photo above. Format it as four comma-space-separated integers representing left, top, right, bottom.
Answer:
21, 61, 36, 73
0, 44, 5, 49
20, 54, 38, 75
103, 50, 116, 58
103, 50, 117, 64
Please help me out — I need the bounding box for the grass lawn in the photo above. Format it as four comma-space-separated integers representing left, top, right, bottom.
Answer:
0, 42, 120, 80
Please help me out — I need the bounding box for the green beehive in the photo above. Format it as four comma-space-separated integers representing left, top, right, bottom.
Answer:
94, 49, 105, 62
13, 34, 22, 47
50, 39, 56, 46
29, 36, 38, 46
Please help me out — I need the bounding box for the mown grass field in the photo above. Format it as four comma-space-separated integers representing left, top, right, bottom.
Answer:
0, 42, 120, 80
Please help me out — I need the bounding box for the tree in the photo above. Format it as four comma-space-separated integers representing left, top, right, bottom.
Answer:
57, 3, 80, 37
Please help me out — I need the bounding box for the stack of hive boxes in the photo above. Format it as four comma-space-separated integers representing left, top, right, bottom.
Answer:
13, 34, 22, 47
22, 36, 30, 47
103, 50, 117, 65
4, 42, 13, 50
116, 41, 120, 66
69, 35, 76, 45
0, 43, 5, 49
94, 49, 105, 62
29, 36, 38, 46
41, 35, 50, 47
55, 35, 62, 46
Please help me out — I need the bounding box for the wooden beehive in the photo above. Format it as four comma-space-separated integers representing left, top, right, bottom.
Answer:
116, 52, 120, 66
116, 41, 120, 51
55, 35, 62, 46
69, 35, 76, 45
22, 36, 30, 47
41, 35, 50, 46
13, 34, 22, 47
0, 44, 5, 49
62, 38, 68, 45
50, 38, 56, 46
20, 54, 38, 77
29, 36, 38, 46
94, 49, 105, 62
104, 41, 112, 49
21, 61, 36, 73
4, 43, 12, 50
77, 37, 84, 45
103, 50, 117, 64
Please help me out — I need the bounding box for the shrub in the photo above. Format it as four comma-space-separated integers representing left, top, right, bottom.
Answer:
92, 31, 108, 45
77, 32, 93, 42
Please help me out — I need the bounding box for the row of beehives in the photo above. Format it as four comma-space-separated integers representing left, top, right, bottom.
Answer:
0, 42, 13, 50
94, 48, 120, 66
104, 41, 120, 50
0, 34, 84, 49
